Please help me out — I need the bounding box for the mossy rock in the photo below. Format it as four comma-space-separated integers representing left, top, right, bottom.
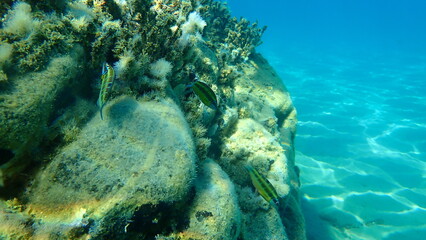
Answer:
0, 50, 82, 186
24, 97, 197, 239
172, 159, 241, 240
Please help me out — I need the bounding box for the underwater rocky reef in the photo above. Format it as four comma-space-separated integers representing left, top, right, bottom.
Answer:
0, 0, 305, 239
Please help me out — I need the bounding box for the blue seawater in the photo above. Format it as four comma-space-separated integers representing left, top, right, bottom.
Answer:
226, 0, 426, 239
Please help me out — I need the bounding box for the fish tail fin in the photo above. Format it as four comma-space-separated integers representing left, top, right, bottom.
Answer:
97, 97, 102, 107
185, 83, 194, 89
100, 104, 104, 120
102, 62, 107, 74
244, 164, 254, 172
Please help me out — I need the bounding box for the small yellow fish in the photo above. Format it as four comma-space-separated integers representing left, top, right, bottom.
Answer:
245, 164, 280, 210
97, 63, 115, 120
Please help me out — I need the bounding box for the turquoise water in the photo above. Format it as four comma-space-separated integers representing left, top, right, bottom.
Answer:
227, 1, 426, 239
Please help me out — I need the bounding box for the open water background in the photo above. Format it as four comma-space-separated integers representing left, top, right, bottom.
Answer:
226, 1, 426, 239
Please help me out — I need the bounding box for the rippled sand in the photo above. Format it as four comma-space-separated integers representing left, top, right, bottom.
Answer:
263, 47, 426, 240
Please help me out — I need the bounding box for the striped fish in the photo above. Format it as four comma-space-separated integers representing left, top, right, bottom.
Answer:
245, 164, 280, 211
188, 80, 218, 110
97, 63, 115, 120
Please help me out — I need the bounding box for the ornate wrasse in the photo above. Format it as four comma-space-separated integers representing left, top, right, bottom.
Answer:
189, 80, 218, 110
97, 63, 115, 120
245, 164, 280, 210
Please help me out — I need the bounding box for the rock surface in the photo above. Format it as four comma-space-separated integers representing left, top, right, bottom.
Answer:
25, 97, 196, 239
0, 1, 306, 239
0, 52, 82, 186
174, 159, 241, 240
217, 54, 304, 240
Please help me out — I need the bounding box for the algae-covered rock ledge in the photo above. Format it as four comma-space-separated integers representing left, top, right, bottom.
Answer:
1, 1, 305, 239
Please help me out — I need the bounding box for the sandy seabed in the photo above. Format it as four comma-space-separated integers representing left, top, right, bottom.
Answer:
262, 46, 426, 240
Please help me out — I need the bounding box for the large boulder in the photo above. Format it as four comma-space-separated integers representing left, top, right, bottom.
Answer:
217, 54, 305, 240
0, 52, 82, 186
24, 97, 197, 239
173, 159, 241, 240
